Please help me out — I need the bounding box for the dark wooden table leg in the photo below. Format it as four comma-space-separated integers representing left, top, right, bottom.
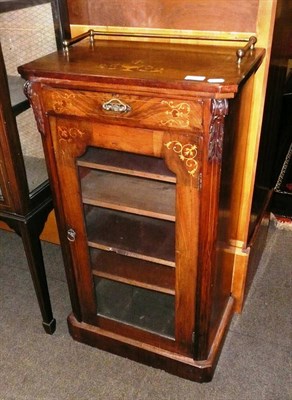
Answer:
19, 220, 56, 334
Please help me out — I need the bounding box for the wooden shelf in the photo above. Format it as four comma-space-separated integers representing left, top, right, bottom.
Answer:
78, 148, 176, 183
85, 206, 175, 267
95, 277, 175, 338
91, 248, 175, 295
81, 170, 175, 221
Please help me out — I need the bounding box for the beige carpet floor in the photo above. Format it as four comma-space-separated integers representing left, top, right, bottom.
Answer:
0, 223, 291, 399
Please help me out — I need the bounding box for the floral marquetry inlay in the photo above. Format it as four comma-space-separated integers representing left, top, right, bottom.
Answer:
51, 91, 75, 113
164, 141, 198, 178
56, 125, 90, 161
160, 101, 191, 128
98, 60, 164, 74
58, 126, 88, 144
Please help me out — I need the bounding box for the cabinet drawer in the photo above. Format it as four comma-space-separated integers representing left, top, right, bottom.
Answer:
42, 87, 203, 131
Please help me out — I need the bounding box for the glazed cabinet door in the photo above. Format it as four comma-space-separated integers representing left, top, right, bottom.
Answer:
48, 114, 202, 356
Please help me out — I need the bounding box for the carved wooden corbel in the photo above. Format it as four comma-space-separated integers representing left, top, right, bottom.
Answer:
24, 81, 45, 136
208, 99, 229, 162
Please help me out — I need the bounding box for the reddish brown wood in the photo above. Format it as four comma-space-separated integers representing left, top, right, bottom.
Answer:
86, 207, 175, 266
81, 170, 175, 220
18, 38, 264, 381
90, 249, 175, 294
19, 40, 264, 94
42, 86, 203, 131
77, 147, 176, 182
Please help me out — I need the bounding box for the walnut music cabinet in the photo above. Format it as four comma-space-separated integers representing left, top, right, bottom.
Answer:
17, 0, 275, 379
18, 35, 265, 381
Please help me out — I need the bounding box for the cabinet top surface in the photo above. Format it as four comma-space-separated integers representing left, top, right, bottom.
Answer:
18, 39, 265, 95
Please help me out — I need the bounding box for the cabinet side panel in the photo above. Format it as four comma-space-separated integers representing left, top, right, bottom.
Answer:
225, 76, 255, 246
208, 77, 255, 339
195, 99, 235, 359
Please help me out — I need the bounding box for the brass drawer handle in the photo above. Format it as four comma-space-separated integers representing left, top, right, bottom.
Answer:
102, 98, 131, 114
